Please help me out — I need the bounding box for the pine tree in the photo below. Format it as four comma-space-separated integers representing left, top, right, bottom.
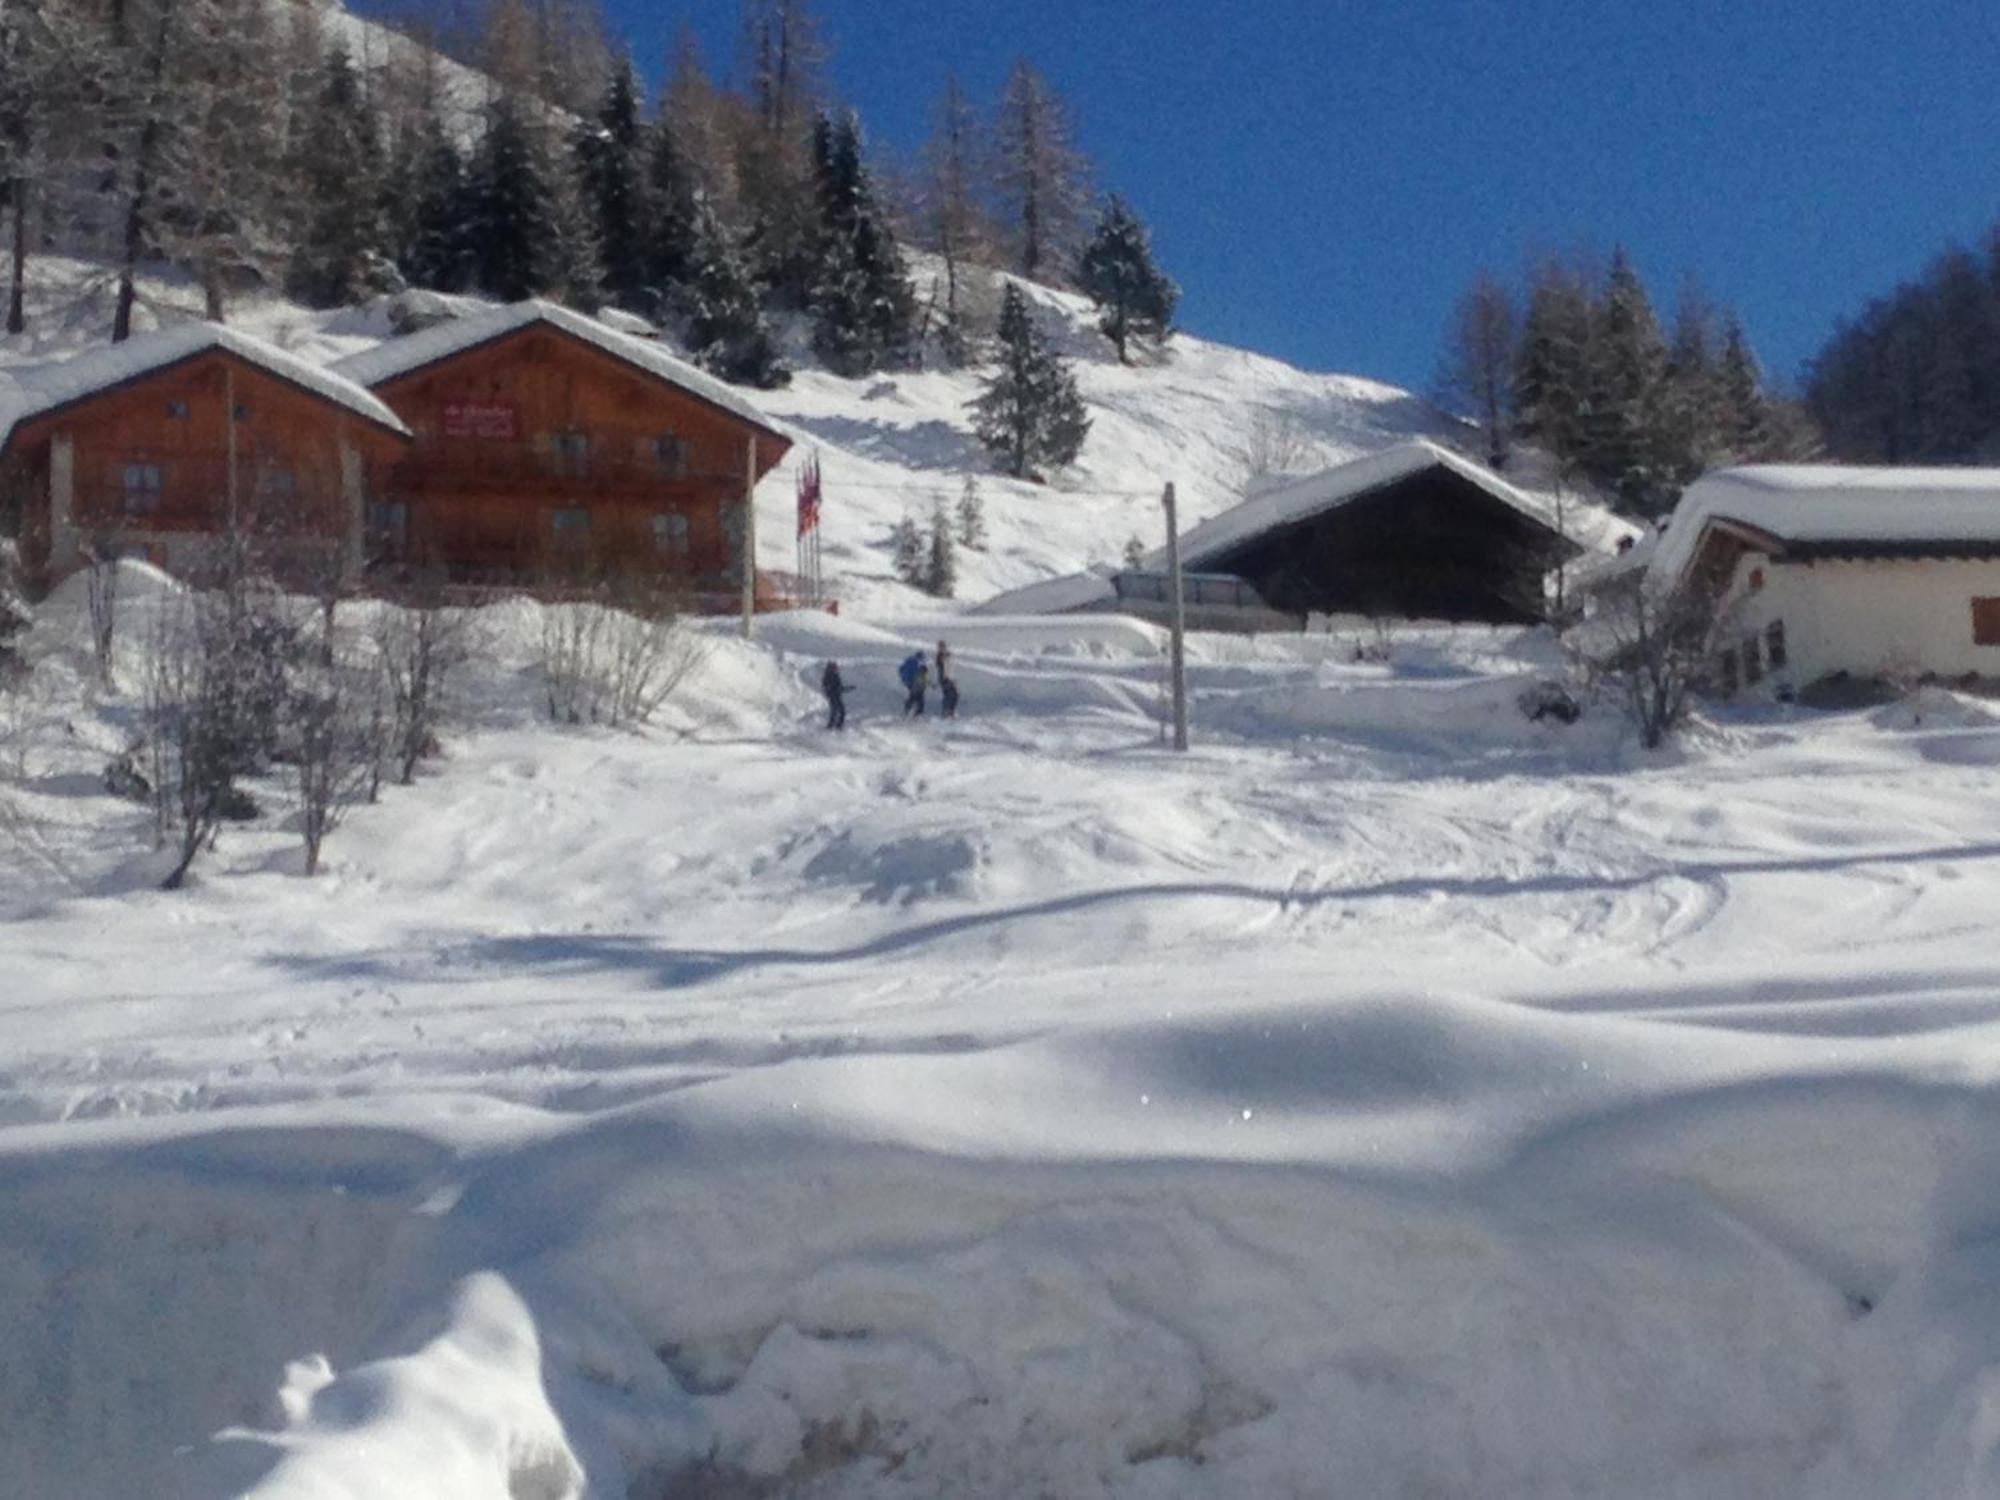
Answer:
972, 283, 1091, 477
808, 110, 915, 376
1658, 279, 1726, 484
956, 475, 986, 549
996, 59, 1089, 284
1717, 315, 1774, 461
577, 59, 650, 309
468, 91, 599, 306
891, 513, 925, 585
736, 1, 825, 306
1437, 270, 1517, 468
1512, 256, 1596, 473
643, 115, 700, 306
923, 500, 957, 598
287, 46, 390, 308
1582, 248, 1672, 514
1076, 195, 1178, 364
685, 190, 788, 388
394, 115, 473, 292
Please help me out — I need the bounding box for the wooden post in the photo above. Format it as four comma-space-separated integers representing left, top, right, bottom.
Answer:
1164, 481, 1188, 752
741, 435, 756, 639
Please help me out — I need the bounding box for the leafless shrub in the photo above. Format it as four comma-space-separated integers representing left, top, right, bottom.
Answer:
539, 586, 707, 729
1570, 580, 1732, 750
142, 593, 236, 889
292, 613, 381, 877
1240, 409, 1314, 484
85, 539, 119, 686
372, 579, 470, 788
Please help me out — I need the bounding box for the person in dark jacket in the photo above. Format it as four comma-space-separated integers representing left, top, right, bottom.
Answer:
900, 651, 930, 717
937, 640, 960, 720
821, 660, 848, 730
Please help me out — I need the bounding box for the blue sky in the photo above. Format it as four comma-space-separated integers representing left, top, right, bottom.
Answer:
591, 0, 2000, 395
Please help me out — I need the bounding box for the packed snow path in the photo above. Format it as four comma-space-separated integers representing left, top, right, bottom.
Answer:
7, 613, 2000, 1498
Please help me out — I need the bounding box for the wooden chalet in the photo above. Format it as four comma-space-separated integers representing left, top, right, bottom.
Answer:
330, 301, 793, 607
0, 325, 412, 591
1173, 442, 1610, 625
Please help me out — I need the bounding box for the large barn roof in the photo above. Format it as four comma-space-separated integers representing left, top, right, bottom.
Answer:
1650, 465, 2000, 584
1175, 440, 1632, 574
0, 322, 410, 458
329, 299, 788, 442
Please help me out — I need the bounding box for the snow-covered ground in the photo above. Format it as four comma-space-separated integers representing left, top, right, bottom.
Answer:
10, 260, 2000, 1498
7, 572, 2000, 1498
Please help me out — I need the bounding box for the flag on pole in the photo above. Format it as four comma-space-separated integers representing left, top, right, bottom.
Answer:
796, 453, 822, 537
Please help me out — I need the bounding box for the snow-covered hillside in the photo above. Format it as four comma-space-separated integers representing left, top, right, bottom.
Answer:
0, 253, 1472, 617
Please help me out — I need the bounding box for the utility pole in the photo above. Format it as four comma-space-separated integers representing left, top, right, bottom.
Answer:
741, 434, 757, 640
1163, 480, 1188, 751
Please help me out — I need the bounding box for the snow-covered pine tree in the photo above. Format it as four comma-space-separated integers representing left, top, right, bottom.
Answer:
923, 500, 957, 598
468, 90, 599, 306
1437, 270, 1517, 469
287, 45, 391, 308
736, 0, 825, 306
996, 59, 1089, 284
642, 114, 700, 307
808, 110, 915, 376
891, 513, 925, 585
972, 282, 1090, 478
391, 106, 473, 292
577, 59, 650, 310
1076, 195, 1178, 364
685, 190, 788, 387
955, 474, 986, 548
1717, 315, 1775, 461
1580, 248, 1673, 515
1512, 256, 1596, 474
1657, 279, 1727, 487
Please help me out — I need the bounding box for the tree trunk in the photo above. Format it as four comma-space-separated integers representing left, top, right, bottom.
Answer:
6, 179, 25, 335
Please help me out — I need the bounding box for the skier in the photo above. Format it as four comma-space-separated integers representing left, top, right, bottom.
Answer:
821, 660, 848, 730
937, 639, 960, 720
899, 650, 930, 718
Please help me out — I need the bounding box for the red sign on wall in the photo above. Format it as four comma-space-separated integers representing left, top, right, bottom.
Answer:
442, 402, 518, 440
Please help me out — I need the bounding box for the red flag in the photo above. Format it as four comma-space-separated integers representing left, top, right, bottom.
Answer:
796, 454, 822, 536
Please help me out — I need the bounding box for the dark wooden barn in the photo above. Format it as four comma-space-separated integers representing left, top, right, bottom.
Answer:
1178, 442, 1590, 624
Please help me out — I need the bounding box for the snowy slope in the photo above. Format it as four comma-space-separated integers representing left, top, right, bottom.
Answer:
13, 261, 2000, 1500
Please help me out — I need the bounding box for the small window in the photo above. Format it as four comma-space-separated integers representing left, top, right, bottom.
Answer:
551, 506, 590, 537
652, 435, 690, 478
651, 512, 690, 555
1716, 647, 1740, 697
232, 402, 250, 421
1742, 633, 1763, 685
1747, 566, 1766, 592
1765, 620, 1788, 669
550, 432, 591, 476
257, 468, 297, 498
1973, 597, 2000, 646
367, 500, 408, 547
121, 462, 164, 514
165, 400, 189, 420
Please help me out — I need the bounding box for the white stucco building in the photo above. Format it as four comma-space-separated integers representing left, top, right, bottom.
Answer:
1650, 466, 2000, 693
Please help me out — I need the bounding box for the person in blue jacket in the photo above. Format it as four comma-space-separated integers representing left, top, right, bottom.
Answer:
898, 650, 930, 717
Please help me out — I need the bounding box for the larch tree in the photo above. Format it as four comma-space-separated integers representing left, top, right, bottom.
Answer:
995, 59, 1088, 284
972, 282, 1090, 477
1436, 270, 1517, 469
919, 72, 994, 364
1076, 194, 1178, 364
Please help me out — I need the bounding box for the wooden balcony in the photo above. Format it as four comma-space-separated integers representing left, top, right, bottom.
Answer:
384, 442, 742, 498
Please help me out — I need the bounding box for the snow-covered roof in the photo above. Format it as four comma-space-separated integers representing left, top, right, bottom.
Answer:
974, 565, 1118, 617
330, 299, 786, 440
1175, 440, 1633, 574
0, 322, 410, 456
1649, 465, 2000, 586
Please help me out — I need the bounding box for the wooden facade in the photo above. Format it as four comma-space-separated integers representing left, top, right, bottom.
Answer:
351, 319, 792, 607
5, 346, 410, 591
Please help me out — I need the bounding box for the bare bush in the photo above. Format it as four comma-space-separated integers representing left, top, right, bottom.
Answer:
143, 594, 237, 890
373, 583, 470, 788
291, 614, 381, 877
85, 540, 119, 686
1241, 409, 1314, 485
539, 593, 708, 729
1570, 581, 1732, 750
